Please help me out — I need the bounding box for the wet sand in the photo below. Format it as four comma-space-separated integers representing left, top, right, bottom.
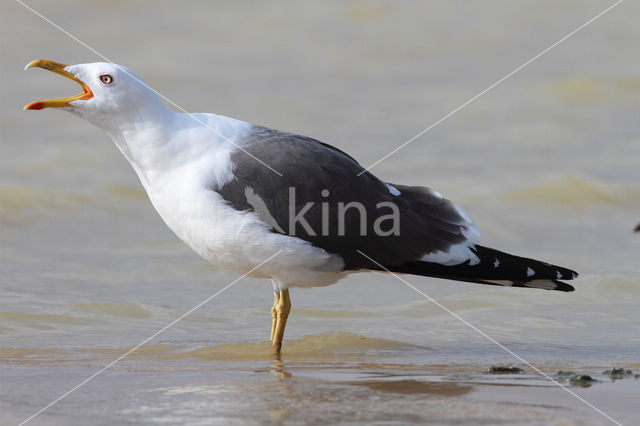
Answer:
2, 334, 638, 425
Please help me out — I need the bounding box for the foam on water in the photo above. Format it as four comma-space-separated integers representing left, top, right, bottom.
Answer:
541, 75, 640, 103
504, 174, 631, 207
0, 186, 89, 217
74, 301, 154, 319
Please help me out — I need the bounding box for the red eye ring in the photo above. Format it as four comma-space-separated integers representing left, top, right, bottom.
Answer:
100, 74, 113, 84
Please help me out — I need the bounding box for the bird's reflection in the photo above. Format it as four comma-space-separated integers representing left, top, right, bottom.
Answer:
270, 356, 292, 380
266, 356, 294, 422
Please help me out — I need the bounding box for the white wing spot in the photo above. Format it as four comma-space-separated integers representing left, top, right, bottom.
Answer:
556, 271, 562, 279
493, 258, 500, 268
527, 267, 535, 278
421, 243, 480, 266
385, 183, 401, 196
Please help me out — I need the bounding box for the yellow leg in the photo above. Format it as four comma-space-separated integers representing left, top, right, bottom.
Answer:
270, 291, 280, 342
272, 289, 291, 354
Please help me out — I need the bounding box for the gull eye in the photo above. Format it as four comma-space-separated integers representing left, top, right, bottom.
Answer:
100, 74, 113, 85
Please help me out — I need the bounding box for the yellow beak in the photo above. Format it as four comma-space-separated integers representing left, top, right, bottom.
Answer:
23, 59, 93, 110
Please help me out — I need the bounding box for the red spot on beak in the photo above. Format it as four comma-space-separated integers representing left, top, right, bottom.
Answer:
24, 101, 46, 111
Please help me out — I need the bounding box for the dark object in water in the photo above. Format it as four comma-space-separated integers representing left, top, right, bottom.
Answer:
602, 367, 633, 380
556, 371, 598, 387
635, 223, 640, 232
569, 374, 597, 387
487, 366, 524, 374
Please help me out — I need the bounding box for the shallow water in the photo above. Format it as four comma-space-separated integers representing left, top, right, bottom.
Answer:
2, 1, 640, 425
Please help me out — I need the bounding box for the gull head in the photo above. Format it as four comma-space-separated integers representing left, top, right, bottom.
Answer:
24, 59, 167, 131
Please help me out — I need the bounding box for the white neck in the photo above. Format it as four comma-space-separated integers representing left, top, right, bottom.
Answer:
105, 111, 248, 192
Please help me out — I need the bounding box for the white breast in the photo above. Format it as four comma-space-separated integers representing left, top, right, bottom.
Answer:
123, 114, 345, 288
146, 170, 345, 287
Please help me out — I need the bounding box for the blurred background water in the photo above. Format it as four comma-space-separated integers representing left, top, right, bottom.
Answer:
1, 1, 639, 425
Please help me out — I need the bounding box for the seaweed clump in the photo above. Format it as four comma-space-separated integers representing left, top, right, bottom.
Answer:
556, 371, 598, 388
602, 367, 634, 381
487, 366, 524, 374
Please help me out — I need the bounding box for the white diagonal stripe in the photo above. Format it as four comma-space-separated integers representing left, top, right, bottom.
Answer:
15, 0, 283, 177
357, 250, 622, 426
358, 0, 625, 175
18, 251, 282, 426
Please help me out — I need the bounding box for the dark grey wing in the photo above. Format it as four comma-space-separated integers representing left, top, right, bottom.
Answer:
216, 125, 476, 270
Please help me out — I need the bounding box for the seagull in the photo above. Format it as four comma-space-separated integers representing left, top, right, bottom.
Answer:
24, 60, 578, 354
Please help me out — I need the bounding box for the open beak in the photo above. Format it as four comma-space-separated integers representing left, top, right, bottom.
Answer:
23, 59, 93, 110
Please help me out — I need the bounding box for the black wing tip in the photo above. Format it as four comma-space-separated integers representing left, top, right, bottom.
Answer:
552, 280, 575, 292
557, 267, 579, 281
554, 271, 578, 283
494, 279, 575, 292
